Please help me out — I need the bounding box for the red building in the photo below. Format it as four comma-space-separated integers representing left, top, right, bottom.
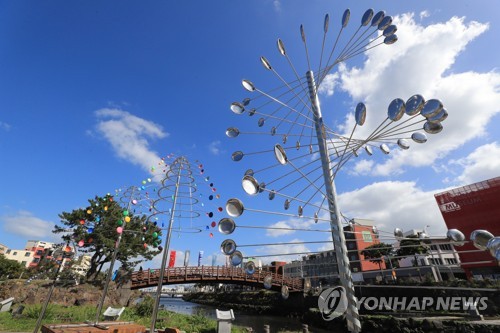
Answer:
344, 219, 386, 274
434, 177, 500, 279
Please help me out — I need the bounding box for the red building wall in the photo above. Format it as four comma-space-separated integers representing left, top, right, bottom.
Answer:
434, 177, 500, 278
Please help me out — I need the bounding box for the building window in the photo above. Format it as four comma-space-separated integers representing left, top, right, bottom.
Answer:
361, 231, 373, 242
6, 249, 11, 254
420, 259, 426, 266
25, 252, 31, 257
13, 251, 17, 256
32, 258, 40, 263
430, 245, 438, 251
36, 250, 43, 255
439, 244, 452, 251
445, 258, 457, 265
21, 261, 27, 266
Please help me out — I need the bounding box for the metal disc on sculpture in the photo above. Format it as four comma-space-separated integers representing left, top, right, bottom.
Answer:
486, 237, 500, 257
353, 149, 359, 157
355, 103, 366, 126
242, 175, 260, 195
384, 35, 398, 45
260, 56, 272, 70
284, 199, 290, 210
446, 229, 465, 246
271, 127, 277, 136
226, 198, 244, 217
300, 25, 306, 42
226, 127, 240, 138
361, 9, 374, 26
421, 99, 443, 118
380, 144, 390, 154
424, 121, 443, 134
244, 169, 254, 176
248, 108, 256, 116
411, 132, 427, 143
365, 145, 373, 155
277, 38, 286, 56
428, 109, 448, 123
324, 14, 329, 33
388, 98, 406, 121
221, 239, 237, 255
230, 251, 243, 266
405, 94, 425, 116
371, 10, 385, 26
314, 212, 318, 223
296, 141, 301, 150
342, 9, 350, 27
242, 98, 251, 106
245, 261, 256, 275
470, 230, 494, 250
259, 182, 266, 193
282, 135, 288, 144
378, 15, 392, 30
274, 144, 288, 165
263, 275, 273, 289
269, 190, 276, 200
394, 228, 404, 239
397, 139, 410, 150
232, 151, 244, 161
419, 232, 431, 244
281, 285, 289, 300
218, 218, 236, 235
258, 118, 265, 127
242, 80, 255, 92
298, 205, 303, 216
383, 25, 397, 37
231, 102, 245, 115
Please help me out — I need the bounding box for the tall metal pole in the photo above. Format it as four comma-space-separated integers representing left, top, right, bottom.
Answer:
150, 158, 183, 333
94, 187, 137, 324
306, 71, 361, 333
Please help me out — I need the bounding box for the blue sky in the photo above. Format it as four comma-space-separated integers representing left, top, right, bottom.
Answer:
1, 1, 499, 269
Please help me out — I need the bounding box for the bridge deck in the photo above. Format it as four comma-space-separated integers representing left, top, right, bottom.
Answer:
131, 266, 303, 292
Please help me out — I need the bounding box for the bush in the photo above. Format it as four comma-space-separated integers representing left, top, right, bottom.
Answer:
134, 295, 154, 317
24, 304, 55, 320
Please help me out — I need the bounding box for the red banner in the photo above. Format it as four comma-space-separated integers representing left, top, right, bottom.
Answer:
168, 250, 176, 268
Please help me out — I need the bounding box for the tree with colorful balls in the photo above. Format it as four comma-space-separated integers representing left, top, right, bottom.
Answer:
53, 194, 162, 281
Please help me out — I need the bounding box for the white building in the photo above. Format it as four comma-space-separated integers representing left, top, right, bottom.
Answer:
72, 255, 92, 276
397, 229, 462, 281
4, 248, 34, 268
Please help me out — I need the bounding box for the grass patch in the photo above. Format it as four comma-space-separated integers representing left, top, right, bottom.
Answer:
0, 303, 247, 333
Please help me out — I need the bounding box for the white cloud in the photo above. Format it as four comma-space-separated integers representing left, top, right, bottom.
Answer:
256, 238, 311, 264
420, 10, 430, 20
349, 159, 374, 176
94, 108, 168, 173
450, 142, 500, 184
335, 14, 500, 176
208, 140, 222, 155
318, 72, 339, 96
338, 181, 448, 238
0, 121, 11, 131
1, 211, 60, 242
273, 0, 281, 13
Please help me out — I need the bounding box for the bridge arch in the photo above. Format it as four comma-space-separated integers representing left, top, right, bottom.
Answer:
130, 266, 304, 292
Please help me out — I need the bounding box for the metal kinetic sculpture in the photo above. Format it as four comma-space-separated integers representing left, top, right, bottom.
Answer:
224, 9, 448, 333
148, 156, 222, 333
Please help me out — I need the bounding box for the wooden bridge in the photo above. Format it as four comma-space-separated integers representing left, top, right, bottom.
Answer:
130, 266, 304, 292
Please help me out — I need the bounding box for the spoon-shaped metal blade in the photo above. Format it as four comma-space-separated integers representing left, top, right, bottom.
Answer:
446, 229, 465, 247
324, 14, 330, 33
361, 9, 374, 26
226, 127, 240, 138
378, 15, 392, 30
226, 198, 244, 217
406, 94, 425, 116
230, 251, 243, 266
388, 98, 406, 121
421, 99, 443, 118
231, 102, 245, 115
423, 121, 443, 134
221, 239, 237, 255
218, 218, 236, 235
342, 9, 350, 27
471, 230, 494, 250
260, 56, 272, 70
397, 139, 410, 150
242, 79, 256, 92
371, 11, 385, 27
411, 132, 427, 143
277, 38, 286, 56
355, 102, 367, 126
274, 144, 288, 165
242, 175, 260, 195
232, 151, 244, 161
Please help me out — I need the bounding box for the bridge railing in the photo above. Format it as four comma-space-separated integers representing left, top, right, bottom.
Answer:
130, 266, 303, 291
